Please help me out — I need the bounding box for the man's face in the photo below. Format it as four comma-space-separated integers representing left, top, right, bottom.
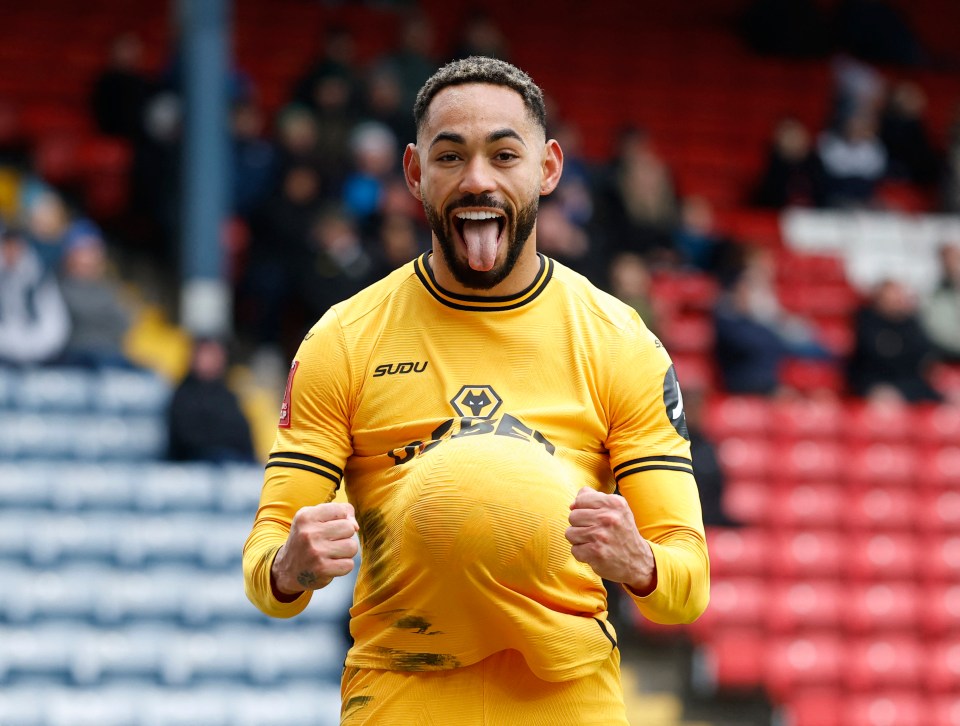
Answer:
404, 83, 562, 291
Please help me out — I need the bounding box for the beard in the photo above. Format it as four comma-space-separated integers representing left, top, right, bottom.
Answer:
423, 192, 539, 290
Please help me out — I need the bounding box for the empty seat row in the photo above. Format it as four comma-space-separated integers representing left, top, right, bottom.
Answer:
0, 367, 171, 414
0, 462, 263, 513
0, 413, 166, 461
697, 631, 960, 699
0, 683, 342, 726
0, 622, 345, 686
0, 562, 353, 626
717, 437, 960, 486
706, 395, 960, 444
0, 512, 252, 568
723, 479, 960, 532
684, 577, 960, 639
707, 527, 960, 583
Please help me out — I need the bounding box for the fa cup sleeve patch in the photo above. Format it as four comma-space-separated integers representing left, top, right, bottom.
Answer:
278, 360, 299, 428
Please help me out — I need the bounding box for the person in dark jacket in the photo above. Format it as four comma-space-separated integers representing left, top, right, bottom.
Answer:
167, 338, 256, 463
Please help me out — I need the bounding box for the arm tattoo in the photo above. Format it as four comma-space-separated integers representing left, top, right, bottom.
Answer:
297, 571, 320, 588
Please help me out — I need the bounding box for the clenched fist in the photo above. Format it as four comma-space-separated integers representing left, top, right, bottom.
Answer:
566, 487, 657, 596
271, 502, 359, 599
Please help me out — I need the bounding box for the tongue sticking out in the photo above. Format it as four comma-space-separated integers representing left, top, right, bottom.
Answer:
461, 219, 500, 271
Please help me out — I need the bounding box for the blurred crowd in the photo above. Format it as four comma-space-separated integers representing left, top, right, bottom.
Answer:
1, 1, 959, 453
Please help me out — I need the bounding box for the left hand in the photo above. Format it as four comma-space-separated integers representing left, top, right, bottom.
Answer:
566, 486, 657, 595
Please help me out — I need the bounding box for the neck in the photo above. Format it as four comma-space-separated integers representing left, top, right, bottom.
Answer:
428, 240, 541, 297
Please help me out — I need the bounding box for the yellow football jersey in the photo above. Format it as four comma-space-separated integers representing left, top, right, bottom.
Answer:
243, 253, 709, 681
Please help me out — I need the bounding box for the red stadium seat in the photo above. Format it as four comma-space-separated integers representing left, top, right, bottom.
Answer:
648, 271, 720, 314
772, 530, 844, 580
766, 581, 845, 634
781, 690, 845, 726
842, 582, 921, 635
764, 634, 845, 700
916, 446, 960, 490
659, 312, 714, 355
721, 479, 771, 525
706, 527, 770, 578
776, 251, 847, 284
717, 437, 774, 480
920, 535, 960, 584
913, 404, 960, 445
842, 692, 927, 726
845, 400, 916, 443
925, 639, 960, 694
778, 359, 845, 395
844, 636, 924, 692
770, 396, 845, 442
929, 696, 960, 726
774, 439, 845, 482
846, 532, 921, 583
698, 629, 766, 691
704, 396, 773, 439
841, 486, 918, 531
919, 490, 960, 532
768, 483, 845, 531
843, 443, 918, 488
686, 577, 768, 641
919, 584, 960, 639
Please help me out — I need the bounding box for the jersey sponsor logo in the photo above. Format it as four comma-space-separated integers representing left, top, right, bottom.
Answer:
278, 360, 299, 428
388, 385, 553, 465
662, 364, 689, 440
372, 361, 429, 377
450, 385, 502, 419
387, 413, 556, 465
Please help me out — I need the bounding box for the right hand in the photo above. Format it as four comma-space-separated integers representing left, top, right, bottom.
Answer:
271, 502, 359, 597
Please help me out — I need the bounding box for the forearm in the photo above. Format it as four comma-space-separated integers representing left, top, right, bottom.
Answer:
618, 473, 710, 624
242, 520, 312, 618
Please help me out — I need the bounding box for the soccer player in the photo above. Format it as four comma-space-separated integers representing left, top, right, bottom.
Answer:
243, 56, 709, 724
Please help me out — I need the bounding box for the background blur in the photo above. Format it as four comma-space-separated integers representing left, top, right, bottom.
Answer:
1, 0, 960, 724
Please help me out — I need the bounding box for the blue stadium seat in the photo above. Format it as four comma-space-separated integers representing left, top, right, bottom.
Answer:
94, 369, 172, 414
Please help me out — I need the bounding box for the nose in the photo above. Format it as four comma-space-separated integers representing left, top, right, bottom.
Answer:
459, 156, 497, 196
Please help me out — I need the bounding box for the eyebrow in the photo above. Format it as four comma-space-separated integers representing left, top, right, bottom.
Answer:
429, 128, 527, 149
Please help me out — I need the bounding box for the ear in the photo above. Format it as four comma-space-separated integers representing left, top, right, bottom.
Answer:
402, 143, 422, 200
539, 139, 564, 196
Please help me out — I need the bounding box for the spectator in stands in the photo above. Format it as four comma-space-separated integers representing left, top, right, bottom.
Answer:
753, 117, 826, 208
56, 222, 134, 369
341, 121, 400, 229
241, 163, 324, 349
740, 0, 831, 58
167, 337, 255, 463
817, 110, 888, 208
594, 126, 678, 265
921, 242, 960, 363
373, 10, 438, 113
608, 251, 659, 336
673, 195, 744, 283
368, 210, 429, 279
358, 67, 416, 149
835, 0, 928, 66
91, 32, 152, 141
941, 103, 960, 213
880, 81, 940, 186
299, 205, 378, 321
24, 190, 73, 272
450, 9, 511, 61
291, 24, 361, 114
535, 198, 599, 282
713, 247, 829, 394
230, 100, 277, 218
306, 72, 358, 199
847, 278, 942, 402
0, 223, 70, 366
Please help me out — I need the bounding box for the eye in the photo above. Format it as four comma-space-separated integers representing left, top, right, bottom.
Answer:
494, 151, 519, 162
436, 152, 461, 162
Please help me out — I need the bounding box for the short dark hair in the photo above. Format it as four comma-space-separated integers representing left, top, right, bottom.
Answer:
413, 56, 547, 137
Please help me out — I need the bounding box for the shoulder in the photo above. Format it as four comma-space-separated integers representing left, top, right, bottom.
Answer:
548, 259, 650, 335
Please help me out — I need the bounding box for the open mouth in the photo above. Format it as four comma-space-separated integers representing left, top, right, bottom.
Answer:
452, 210, 507, 272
